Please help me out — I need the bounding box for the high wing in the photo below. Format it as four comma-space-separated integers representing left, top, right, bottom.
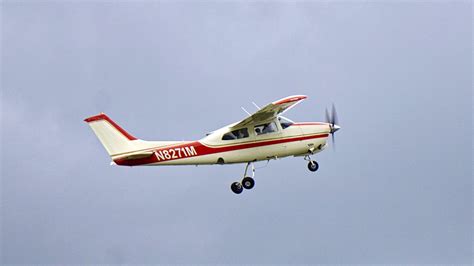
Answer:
232, 95, 307, 128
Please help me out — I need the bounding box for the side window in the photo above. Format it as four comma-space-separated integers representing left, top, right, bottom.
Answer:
222, 128, 249, 140
254, 122, 278, 135
278, 117, 294, 129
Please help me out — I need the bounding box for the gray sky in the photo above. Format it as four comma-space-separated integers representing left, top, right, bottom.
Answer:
1, 1, 472, 264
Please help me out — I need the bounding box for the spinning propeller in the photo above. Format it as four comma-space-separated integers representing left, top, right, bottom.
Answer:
325, 104, 340, 148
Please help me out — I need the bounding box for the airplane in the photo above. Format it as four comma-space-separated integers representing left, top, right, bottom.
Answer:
84, 95, 341, 194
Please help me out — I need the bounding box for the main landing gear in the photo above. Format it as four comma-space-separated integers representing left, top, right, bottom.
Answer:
230, 162, 256, 194
304, 155, 319, 172
230, 157, 319, 194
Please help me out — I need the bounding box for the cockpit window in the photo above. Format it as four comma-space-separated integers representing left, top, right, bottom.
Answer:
222, 128, 249, 140
278, 117, 294, 129
254, 122, 278, 135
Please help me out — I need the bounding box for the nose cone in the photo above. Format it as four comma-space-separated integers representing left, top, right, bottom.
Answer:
331, 124, 341, 133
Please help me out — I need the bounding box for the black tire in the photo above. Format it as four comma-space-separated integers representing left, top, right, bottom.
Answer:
242, 177, 255, 190
307, 161, 319, 172
231, 182, 243, 194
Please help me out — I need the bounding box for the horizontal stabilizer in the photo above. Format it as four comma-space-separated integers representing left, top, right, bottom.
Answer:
118, 151, 155, 160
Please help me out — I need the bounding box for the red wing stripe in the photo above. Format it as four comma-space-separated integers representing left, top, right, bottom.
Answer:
273, 95, 307, 105
114, 133, 328, 166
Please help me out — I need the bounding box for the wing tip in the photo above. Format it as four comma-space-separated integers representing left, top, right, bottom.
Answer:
273, 95, 308, 105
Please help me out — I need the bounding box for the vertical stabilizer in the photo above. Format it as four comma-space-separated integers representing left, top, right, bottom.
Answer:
84, 113, 138, 156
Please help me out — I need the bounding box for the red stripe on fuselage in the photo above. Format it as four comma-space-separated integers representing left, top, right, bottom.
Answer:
114, 133, 328, 166
292, 122, 327, 126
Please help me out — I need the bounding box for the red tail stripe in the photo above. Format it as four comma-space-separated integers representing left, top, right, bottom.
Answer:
84, 113, 137, 140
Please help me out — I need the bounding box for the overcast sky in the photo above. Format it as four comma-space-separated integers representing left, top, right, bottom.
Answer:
1, 1, 472, 264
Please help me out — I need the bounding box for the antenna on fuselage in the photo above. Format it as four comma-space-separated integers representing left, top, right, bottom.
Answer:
241, 106, 251, 116
252, 102, 261, 110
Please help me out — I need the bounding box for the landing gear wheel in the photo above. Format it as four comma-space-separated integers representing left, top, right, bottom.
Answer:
242, 177, 255, 190
307, 161, 319, 172
231, 182, 243, 194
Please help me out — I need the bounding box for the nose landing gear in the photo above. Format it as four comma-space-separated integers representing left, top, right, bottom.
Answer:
307, 161, 319, 172
304, 155, 319, 172
230, 162, 256, 194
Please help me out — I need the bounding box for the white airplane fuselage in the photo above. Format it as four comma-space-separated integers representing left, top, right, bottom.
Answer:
111, 121, 330, 166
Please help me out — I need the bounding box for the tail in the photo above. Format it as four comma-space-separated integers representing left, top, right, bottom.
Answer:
84, 113, 138, 156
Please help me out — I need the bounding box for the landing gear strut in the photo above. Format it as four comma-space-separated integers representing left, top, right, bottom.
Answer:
304, 155, 319, 172
230, 162, 255, 194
